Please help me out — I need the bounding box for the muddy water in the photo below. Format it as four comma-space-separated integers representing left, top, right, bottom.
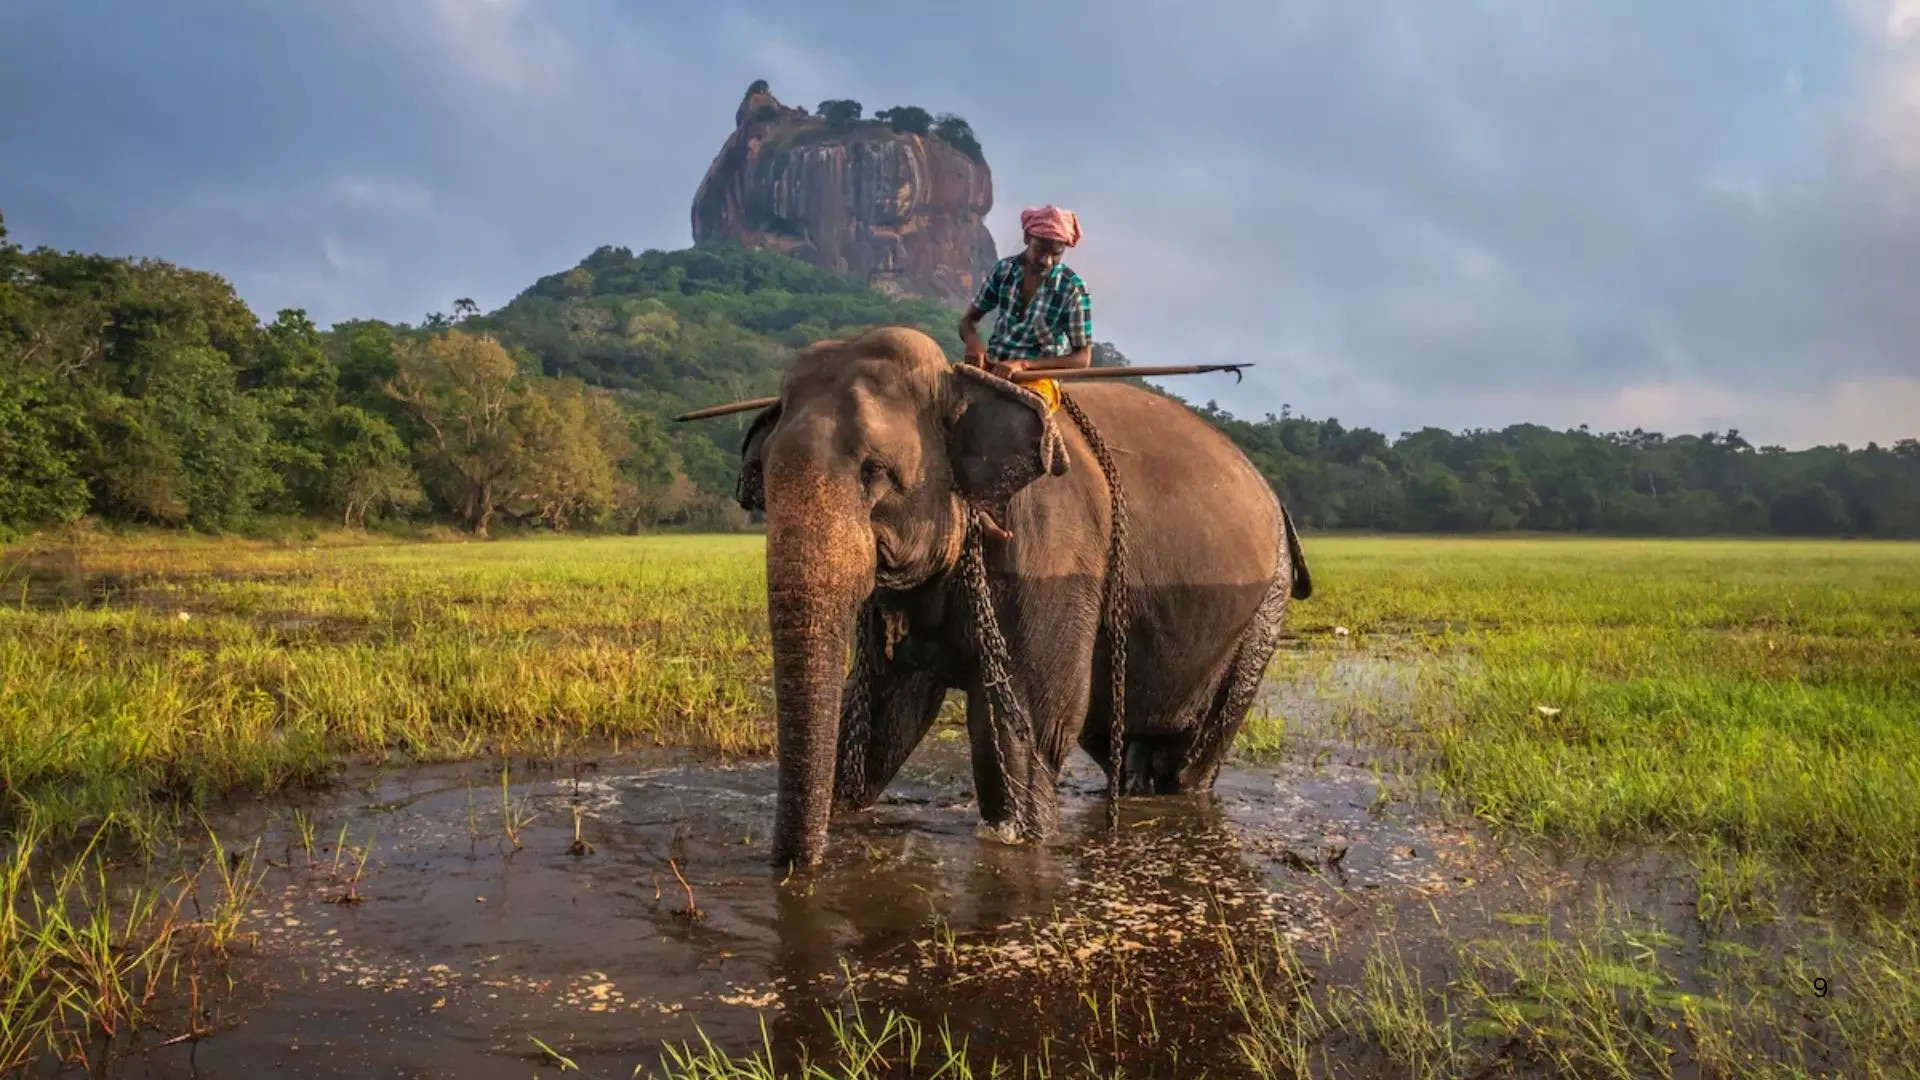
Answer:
121, 658, 1490, 1078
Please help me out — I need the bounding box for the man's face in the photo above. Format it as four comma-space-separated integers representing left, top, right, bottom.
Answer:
1024, 233, 1067, 270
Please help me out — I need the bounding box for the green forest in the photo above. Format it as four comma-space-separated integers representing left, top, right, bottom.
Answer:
3, 211, 1916, 539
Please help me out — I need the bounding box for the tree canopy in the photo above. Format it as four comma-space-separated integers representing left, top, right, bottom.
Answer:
932, 113, 985, 163
876, 106, 933, 135
816, 99, 863, 127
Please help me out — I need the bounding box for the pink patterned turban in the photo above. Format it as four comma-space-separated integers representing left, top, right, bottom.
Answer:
1019, 205, 1081, 247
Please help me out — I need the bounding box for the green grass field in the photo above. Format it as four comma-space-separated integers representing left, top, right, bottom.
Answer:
1, 533, 774, 834
3, 532, 1918, 1075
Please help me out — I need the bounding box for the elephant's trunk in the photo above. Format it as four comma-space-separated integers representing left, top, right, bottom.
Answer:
764, 462, 874, 871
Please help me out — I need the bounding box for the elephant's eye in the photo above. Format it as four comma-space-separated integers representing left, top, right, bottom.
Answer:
861, 458, 898, 495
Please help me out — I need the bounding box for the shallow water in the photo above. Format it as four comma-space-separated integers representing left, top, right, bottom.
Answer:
112, 658, 1495, 1078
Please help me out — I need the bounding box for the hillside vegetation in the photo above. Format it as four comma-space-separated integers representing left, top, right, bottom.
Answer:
4, 214, 1916, 538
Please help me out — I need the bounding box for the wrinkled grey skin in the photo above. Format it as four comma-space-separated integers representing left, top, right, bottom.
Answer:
739, 327, 1311, 872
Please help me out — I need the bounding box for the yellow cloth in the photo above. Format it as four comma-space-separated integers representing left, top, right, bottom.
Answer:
1028, 377, 1062, 415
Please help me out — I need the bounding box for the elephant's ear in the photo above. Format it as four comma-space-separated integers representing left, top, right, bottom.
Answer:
735, 403, 782, 512
945, 365, 1070, 512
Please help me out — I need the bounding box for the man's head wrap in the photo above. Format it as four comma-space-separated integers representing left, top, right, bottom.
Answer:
1019, 205, 1081, 247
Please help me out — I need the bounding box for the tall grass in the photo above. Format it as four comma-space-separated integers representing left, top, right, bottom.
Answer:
1289, 536, 1920, 906
1, 533, 772, 836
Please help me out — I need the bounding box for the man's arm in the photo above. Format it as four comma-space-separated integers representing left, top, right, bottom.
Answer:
959, 264, 1005, 366
1022, 278, 1093, 370
958, 305, 989, 366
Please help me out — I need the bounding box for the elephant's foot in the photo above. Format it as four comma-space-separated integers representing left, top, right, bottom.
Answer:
976, 772, 1060, 846
974, 819, 1025, 845
830, 794, 877, 819
1122, 736, 1188, 795
974, 810, 1056, 846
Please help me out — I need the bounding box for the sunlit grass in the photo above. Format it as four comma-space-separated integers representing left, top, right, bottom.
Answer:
1, 533, 772, 836
652, 1006, 994, 1080
1218, 893, 1920, 1080
1273, 536, 1920, 906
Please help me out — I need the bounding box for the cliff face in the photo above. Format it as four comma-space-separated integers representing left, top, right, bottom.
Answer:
691, 85, 997, 306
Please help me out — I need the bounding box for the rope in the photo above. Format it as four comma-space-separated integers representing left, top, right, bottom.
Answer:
1058, 391, 1132, 829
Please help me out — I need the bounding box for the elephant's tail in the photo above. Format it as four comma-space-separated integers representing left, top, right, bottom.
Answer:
1281, 504, 1312, 600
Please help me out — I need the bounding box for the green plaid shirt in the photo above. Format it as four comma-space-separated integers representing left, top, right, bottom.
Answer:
970, 255, 1092, 360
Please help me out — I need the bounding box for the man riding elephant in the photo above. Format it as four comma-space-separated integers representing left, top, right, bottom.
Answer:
959, 204, 1094, 387
956, 204, 1094, 541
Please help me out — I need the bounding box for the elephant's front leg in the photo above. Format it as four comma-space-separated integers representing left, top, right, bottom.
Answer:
951, 549, 1101, 842
962, 691, 1052, 842
831, 644, 947, 814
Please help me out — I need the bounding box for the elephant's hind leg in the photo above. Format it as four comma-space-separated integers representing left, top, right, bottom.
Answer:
1174, 566, 1293, 792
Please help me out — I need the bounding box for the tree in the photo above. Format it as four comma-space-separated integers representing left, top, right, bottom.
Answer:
616, 410, 679, 532
0, 369, 88, 530
324, 405, 421, 528
250, 308, 339, 513
10, 224, 1920, 540
817, 99, 863, 127
876, 105, 932, 134
503, 379, 631, 530
328, 319, 403, 401
932, 113, 984, 162
383, 330, 528, 538
1770, 483, 1848, 534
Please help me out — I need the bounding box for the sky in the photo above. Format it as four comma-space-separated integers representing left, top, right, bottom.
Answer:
5, 0, 1919, 449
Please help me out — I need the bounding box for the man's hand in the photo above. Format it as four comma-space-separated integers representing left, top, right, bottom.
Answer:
988, 359, 1029, 380
963, 348, 987, 368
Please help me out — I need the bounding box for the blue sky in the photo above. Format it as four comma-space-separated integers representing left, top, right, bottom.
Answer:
5, 0, 1918, 447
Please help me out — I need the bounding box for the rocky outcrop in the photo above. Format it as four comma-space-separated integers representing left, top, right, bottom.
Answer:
691, 84, 997, 306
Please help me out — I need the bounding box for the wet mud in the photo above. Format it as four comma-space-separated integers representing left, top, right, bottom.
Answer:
92, 649, 1525, 1078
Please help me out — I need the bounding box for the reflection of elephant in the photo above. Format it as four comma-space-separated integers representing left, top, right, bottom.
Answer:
738, 327, 1311, 870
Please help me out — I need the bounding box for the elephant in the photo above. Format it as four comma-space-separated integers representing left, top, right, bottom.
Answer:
735, 325, 1311, 871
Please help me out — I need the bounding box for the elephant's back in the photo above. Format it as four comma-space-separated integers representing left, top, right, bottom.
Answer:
1059, 382, 1283, 590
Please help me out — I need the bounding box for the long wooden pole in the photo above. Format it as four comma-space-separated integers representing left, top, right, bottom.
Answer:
670, 363, 1251, 421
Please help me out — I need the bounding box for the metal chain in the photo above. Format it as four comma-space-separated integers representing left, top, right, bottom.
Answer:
1058, 391, 1132, 830
959, 509, 1042, 834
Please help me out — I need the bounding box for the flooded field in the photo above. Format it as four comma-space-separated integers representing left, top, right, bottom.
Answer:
116, 647, 1486, 1077
4, 534, 1918, 1076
